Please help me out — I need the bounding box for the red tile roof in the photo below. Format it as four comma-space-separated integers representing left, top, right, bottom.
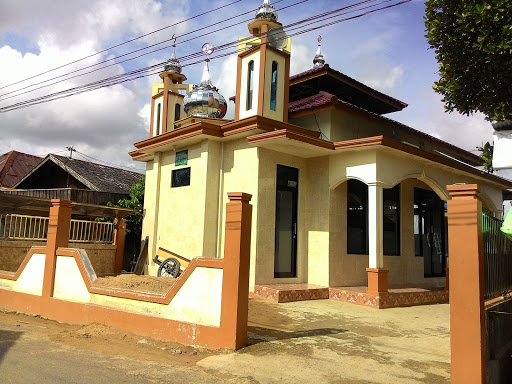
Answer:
288, 91, 339, 113
0, 151, 42, 188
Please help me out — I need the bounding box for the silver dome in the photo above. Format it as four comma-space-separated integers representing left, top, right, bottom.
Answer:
255, 0, 278, 21
183, 61, 227, 118
164, 44, 182, 73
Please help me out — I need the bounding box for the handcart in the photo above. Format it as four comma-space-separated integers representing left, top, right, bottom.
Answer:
153, 247, 191, 278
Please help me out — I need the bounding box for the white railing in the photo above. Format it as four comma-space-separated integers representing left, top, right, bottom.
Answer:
69, 219, 114, 243
0, 214, 113, 243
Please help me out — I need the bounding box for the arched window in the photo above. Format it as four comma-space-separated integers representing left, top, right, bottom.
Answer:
246, 60, 254, 111
270, 61, 278, 111
174, 103, 180, 122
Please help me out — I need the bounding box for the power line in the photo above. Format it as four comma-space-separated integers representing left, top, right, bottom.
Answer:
0, 0, 411, 113
0, 0, 246, 91
0, 0, 307, 103
73, 150, 144, 172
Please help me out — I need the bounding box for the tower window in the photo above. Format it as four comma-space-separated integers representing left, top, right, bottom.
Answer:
156, 102, 162, 135
247, 60, 254, 111
270, 61, 278, 111
174, 103, 180, 122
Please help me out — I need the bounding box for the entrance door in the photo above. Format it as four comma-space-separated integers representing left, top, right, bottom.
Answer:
414, 188, 446, 277
274, 165, 298, 278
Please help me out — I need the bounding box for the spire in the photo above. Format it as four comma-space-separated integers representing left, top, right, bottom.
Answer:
313, 35, 325, 68
164, 37, 182, 73
255, 0, 278, 21
183, 43, 227, 118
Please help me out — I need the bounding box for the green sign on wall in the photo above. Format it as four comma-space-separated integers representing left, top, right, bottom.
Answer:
175, 150, 188, 166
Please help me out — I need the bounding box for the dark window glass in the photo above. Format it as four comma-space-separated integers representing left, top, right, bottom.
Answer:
174, 103, 180, 122
171, 167, 190, 188
383, 185, 400, 255
247, 60, 254, 111
347, 179, 368, 254
156, 102, 161, 135
270, 61, 278, 111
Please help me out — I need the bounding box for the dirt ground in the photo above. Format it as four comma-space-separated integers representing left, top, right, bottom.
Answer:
0, 299, 450, 384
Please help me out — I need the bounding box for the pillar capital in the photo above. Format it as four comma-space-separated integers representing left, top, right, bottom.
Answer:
227, 192, 252, 203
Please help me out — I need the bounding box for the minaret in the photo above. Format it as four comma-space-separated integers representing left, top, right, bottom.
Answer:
234, 0, 291, 122
149, 41, 192, 137
313, 35, 326, 68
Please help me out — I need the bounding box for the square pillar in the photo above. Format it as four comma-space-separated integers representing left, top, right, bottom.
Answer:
447, 184, 486, 384
221, 192, 252, 349
113, 217, 127, 275
368, 183, 384, 269
366, 268, 389, 296
42, 199, 72, 298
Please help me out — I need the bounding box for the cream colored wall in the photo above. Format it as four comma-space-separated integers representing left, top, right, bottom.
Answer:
0, 253, 45, 295
166, 93, 185, 129
218, 139, 260, 290
142, 157, 161, 270
155, 142, 210, 264
252, 148, 309, 288
152, 96, 163, 136
289, 111, 332, 140
50, 252, 223, 326
262, 50, 286, 121
239, 51, 260, 120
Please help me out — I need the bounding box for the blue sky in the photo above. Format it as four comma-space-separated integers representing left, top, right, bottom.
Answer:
0, 0, 509, 179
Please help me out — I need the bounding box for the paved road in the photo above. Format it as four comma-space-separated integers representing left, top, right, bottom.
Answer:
0, 299, 451, 384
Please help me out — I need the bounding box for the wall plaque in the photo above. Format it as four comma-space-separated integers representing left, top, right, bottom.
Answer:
175, 150, 188, 166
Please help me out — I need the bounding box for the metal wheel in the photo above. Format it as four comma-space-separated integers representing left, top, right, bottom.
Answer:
157, 258, 180, 278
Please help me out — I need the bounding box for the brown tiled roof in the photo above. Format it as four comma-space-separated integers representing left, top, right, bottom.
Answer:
0, 151, 42, 188
288, 91, 339, 113
15, 154, 144, 194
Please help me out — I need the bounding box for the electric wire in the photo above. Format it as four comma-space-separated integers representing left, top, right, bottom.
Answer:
0, 0, 246, 91
0, 0, 411, 113
73, 150, 144, 172
0, 0, 309, 102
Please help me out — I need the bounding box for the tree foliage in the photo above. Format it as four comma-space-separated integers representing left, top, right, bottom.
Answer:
424, 0, 512, 121
109, 177, 145, 239
476, 141, 494, 173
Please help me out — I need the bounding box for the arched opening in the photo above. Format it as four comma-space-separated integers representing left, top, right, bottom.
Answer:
174, 103, 181, 122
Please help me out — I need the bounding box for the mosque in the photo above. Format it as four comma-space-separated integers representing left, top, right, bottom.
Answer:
130, 0, 511, 304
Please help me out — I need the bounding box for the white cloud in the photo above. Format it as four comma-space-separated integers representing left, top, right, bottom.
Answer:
361, 64, 404, 92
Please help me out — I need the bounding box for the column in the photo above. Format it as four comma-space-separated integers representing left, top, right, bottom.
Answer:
447, 184, 486, 384
221, 192, 252, 349
366, 183, 388, 295
42, 199, 72, 298
113, 217, 127, 275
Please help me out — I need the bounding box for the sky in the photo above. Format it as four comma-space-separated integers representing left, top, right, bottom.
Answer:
0, 0, 510, 180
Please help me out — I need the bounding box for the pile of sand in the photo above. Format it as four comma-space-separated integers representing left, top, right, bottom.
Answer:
92, 274, 176, 294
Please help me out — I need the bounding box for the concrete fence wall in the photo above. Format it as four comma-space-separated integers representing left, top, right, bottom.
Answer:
0, 194, 253, 349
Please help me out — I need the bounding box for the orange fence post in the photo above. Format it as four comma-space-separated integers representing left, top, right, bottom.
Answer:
113, 217, 127, 275
42, 199, 72, 298
447, 184, 486, 384
221, 192, 252, 349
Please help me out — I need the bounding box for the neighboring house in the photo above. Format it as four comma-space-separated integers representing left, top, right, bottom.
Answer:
0, 151, 42, 188
7, 154, 144, 205
129, 1, 512, 296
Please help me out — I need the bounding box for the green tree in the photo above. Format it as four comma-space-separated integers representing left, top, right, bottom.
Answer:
476, 141, 494, 173
424, 1, 512, 121
109, 178, 145, 270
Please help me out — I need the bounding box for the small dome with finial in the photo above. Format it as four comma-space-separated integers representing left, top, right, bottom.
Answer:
164, 38, 182, 73
313, 35, 325, 68
183, 43, 227, 118
255, 0, 278, 21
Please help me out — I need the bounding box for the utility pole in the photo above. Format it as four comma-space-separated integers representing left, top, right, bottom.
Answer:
65, 145, 75, 187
